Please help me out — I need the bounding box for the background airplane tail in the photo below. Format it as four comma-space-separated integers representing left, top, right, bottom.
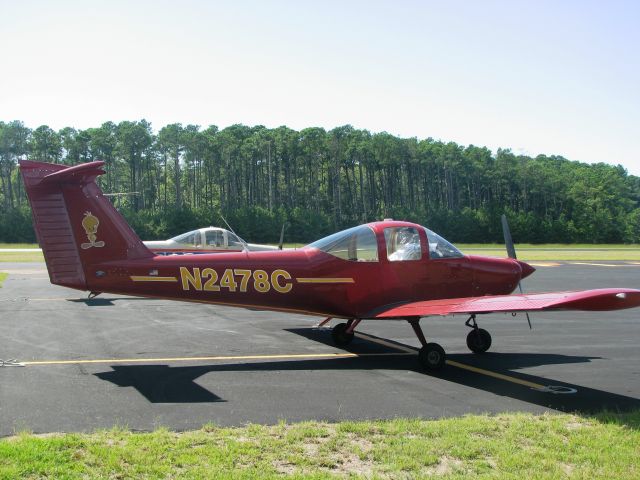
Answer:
20, 160, 153, 290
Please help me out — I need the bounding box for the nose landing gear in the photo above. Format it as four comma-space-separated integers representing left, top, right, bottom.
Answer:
465, 314, 492, 353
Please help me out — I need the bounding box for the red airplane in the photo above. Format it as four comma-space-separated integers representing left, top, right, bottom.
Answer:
20, 160, 640, 370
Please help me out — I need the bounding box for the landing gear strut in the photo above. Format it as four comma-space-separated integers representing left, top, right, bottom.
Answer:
331, 319, 361, 347
409, 318, 446, 371
465, 315, 492, 354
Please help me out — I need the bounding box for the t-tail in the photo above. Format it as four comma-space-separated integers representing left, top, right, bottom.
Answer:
20, 160, 153, 291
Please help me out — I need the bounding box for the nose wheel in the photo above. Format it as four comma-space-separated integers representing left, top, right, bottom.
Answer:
465, 315, 492, 353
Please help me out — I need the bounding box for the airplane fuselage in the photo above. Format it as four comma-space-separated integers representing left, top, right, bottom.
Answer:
84, 249, 529, 319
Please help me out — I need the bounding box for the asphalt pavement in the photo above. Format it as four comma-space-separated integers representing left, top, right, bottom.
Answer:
1, 261, 639, 436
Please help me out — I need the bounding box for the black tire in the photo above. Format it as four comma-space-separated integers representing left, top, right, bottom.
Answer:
466, 328, 492, 354
331, 322, 354, 347
418, 343, 446, 371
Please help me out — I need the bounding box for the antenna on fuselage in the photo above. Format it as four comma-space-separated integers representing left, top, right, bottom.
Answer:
278, 223, 286, 250
220, 213, 249, 253
502, 214, 532, 329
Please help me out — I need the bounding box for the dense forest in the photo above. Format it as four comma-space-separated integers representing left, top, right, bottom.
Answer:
1, 120, 639, 244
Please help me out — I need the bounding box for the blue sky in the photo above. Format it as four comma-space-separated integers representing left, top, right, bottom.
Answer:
1, 0, 638, 174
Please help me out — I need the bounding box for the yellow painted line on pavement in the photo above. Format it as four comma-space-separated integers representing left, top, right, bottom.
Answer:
528, 262, 561, 267
445, 360, 545, 389
21, 344, 546, 391
27, 298, 76, 301
17, 323, 552, 393
22, 352, 410, 366
355, 330, 547, 390
355, 332, 416, 353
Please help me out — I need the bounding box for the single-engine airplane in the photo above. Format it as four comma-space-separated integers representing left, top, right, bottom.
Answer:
20, 160, 640, 370
144, 226, 280, 255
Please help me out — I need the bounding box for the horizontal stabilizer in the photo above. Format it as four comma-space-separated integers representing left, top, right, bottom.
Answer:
40, 161, 106, 184
374, 288, 640, 319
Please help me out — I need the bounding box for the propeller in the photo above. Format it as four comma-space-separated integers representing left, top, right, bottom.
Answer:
501, 214, 532, 329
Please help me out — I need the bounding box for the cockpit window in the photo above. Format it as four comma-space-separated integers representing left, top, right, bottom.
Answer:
385, 227, 422, 261
424, 228, 463, 258
205, 230, 224, 247
307, 225, 378, 262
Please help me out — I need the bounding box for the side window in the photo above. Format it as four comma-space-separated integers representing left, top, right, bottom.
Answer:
194, 231, 202, 247
385, 227, 422, 261
205, 230, 224, 247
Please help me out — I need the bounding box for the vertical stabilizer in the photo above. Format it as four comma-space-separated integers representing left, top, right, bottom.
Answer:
20, 160, 153, 290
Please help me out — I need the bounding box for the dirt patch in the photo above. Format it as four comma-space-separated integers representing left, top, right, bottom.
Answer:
426, 455, 465, 476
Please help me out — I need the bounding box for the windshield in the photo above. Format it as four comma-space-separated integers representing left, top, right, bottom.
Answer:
307, 225, 378, 262
227, 232, 244, 248
424, 228, 463, 258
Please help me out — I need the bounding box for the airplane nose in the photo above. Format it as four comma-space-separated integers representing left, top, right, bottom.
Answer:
518, 260, 536, 279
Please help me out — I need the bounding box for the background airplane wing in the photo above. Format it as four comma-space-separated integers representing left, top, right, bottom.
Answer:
373, 288, 640, 319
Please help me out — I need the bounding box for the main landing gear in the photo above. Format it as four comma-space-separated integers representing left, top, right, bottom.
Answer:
331, 319, 361, 347
327, 315, 492, 372
408, 318, 446, 371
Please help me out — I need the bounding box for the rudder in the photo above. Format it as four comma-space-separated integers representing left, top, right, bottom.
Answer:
20, 160, 153, 290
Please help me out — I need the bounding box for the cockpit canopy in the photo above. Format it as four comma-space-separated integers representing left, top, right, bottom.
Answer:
170, 228, 244, 248
306, 223, 462, 261
307, 225, 379, 262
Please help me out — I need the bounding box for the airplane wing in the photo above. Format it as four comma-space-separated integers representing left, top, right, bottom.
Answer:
373, 288, 640, 319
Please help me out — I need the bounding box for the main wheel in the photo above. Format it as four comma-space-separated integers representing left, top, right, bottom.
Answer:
466, 328, 492, 353
331, 322, 354, 347
418, 343, 446, 371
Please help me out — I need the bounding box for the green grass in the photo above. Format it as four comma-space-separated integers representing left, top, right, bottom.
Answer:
0, 251, 44, 262
459, 243, 640, 249
1, 412, 638, 479
0, 272, 7, 287
0, 244, 43, 262
0, 243, 39, 249
458, 245, 640, 261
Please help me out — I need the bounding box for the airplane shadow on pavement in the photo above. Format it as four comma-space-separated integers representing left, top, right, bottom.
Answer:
94, 328, 640, 415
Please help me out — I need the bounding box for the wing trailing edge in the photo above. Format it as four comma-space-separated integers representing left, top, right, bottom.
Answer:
374, 288, 640, 319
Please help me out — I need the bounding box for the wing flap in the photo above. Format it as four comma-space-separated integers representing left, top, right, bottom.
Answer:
374, 288, 640, 319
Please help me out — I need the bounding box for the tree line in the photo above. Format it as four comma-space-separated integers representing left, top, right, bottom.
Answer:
1, 119, 639, 244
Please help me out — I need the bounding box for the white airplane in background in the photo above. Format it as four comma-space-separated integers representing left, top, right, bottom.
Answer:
144, 226, 281, 255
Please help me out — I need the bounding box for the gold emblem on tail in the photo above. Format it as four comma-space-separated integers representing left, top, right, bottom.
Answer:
80, 211, 106, 249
